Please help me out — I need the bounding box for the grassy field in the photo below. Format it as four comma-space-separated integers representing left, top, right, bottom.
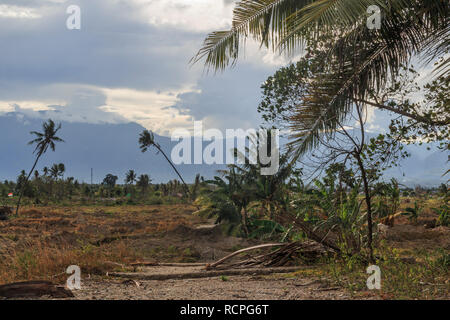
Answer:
0, 205, 205, 284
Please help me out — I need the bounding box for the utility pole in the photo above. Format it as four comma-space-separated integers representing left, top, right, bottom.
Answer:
90, 168, 93, 200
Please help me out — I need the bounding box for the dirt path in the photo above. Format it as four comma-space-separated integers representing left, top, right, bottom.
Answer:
70, 273, 354, 300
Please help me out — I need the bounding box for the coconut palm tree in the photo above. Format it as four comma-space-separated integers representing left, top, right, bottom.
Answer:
15, 119, 64, 215
125, 170, 137, 185
139, 130, 191, 197
50, 164, 60, 181
137, 174, 151, 194
57, 163, 65, 180
192, 0, 449, 157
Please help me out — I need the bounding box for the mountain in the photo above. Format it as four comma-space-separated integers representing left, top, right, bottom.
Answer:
0, 113, 447, 186
384, 144, 448, 187
0, 113, 225, 183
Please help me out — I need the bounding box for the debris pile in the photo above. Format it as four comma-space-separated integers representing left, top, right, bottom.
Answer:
205, 240, 334, 270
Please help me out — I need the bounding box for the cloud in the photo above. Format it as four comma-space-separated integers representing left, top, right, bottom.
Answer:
169, 63, 278, 132
0, 0, 286, 136
100, 86, 196, 135
0, 4, 42, 18
130, 0, 235, 32
0, 86, 126, 124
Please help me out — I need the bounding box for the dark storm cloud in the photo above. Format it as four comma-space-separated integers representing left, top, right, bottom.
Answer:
171, 64, 274, 130
0, 0, 200, 92
0, 0, 279, 132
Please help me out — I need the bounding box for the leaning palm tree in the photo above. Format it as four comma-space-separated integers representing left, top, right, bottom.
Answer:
15, 119, 64, 215
138, 130, 191, 197
192, 0, 449, 157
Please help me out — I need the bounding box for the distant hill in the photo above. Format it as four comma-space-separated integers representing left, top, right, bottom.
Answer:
0, 113, 447, 186
0, 113, 224, 183
383, 143, 448, 187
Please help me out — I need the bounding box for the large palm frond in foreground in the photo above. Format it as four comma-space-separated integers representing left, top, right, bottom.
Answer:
192, 0, 449, 160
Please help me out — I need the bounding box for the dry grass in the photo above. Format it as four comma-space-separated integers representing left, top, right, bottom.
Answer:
0, 240, 141, 284
0, 204, 201, 285
0, 201, 448, 300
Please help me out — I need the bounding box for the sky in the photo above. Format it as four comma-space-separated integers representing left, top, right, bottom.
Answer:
0, 0, 439, 139
0, 0, 301, 137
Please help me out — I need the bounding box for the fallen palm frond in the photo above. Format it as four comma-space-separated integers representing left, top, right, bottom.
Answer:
276, 212, 342, 252
205, 240, 334, 270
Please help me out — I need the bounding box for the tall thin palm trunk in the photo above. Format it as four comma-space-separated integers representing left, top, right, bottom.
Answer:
15, 151, 43, 215
156, 145, 191, 197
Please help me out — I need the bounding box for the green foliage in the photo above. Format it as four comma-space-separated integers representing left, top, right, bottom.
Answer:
102, 174, 118, 188
258, 59, 314, 125
401, 201, 423, 223
316, 183, 365, 256
432, 203, 450, 227
434, 250, 450, 270
248, 219, 285, 240
325, 245, 450, 299
2, 166, 196, 206
194, 1, 448, 161
373, 178, 401, 218
382, 69, 449, 151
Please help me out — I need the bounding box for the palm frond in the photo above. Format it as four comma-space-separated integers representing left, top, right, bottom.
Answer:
193, 0, 449, 160
191, 0, 305, 72
287, 0, 449, 159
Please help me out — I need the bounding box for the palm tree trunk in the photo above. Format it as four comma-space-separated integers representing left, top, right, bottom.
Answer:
156, 146, 191, 197
15, 152, 42, 216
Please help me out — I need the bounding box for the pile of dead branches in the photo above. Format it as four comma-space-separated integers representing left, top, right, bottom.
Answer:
204, 210, 360, 270
205, 240, 334, 270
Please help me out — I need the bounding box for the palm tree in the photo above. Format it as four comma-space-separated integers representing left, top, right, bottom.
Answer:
137, 174, 151, 194
192, 0, 448, 157
57, 163, 65, 180
15, 119, 64, 215
125, 170, 137, 185
139, 130, 191, 197
50, 164, 60, 180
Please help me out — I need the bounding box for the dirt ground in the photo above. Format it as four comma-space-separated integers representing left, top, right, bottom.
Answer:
0, 204, 448, 300
68, 274, 354, 300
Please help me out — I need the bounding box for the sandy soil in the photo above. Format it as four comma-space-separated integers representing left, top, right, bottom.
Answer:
69, 274, 354, 300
